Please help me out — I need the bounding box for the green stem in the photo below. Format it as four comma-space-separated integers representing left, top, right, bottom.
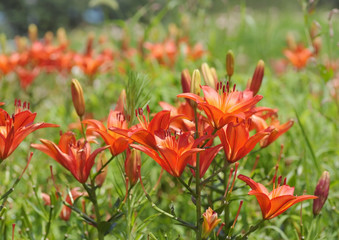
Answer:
80, 116, 87, 142
177, 177, 196, 197
193, 107, 202, 240
200, 164, 228, 186
145, 193, 196, 230
43, 205, 54, 240
195, 153, 202, 240
83, 183, 104, 240
91, 156, 114, 182
238, 219, 265, 240
223, 161, 230, 228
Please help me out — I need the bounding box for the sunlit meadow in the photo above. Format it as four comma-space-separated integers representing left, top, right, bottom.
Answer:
0, 1, 338, 239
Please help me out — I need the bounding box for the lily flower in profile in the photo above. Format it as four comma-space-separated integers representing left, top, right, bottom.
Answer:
249, 109, 294, 148
0, 100, 59, 161
217, 121, 271, 163
131, 131, 203, 177
178, 84, 262, 130
31, 131, 108, 183
238, 174, 317, 219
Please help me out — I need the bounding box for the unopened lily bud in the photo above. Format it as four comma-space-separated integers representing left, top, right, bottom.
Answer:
313, 171, 330, 216
28, 24, 38, 42
71, 79, 85, 118
201, 63, 216, 89
210, 67, 218, 84
95, 152, 108, 187
248, 60, 265, 96
286, 32, 296, 50
125, 149, 141, 186
0, 33, 6, 54
226, 50, 235, 77
85, 33, 95, 56
181, 69, 191, 93
202, 207, 221, 239
115, 89, 126, 113
57, 27, 68, 46
191, 69, 201, 95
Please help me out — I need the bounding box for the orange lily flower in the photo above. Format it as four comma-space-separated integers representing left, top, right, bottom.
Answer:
111, 109, 182, 150
131, 131, 203, 177
202, 207, 221, 239
0, 101, 58, 161
31, 131, 108, 183
178, 85, 262, 130
238, 174, 317, 219
250, 109, 294, 148
83, 110, 131, 156
189, 143, 222, 178
217, 121, 271, 163
283, 44, 313, 70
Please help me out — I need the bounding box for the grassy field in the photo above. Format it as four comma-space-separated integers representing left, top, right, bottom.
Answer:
0, 1, 338, 239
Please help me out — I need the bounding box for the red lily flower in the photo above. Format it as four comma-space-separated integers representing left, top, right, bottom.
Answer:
217, 121, 271, 163
0, 100, 58, 161
178, 85, 262, 130
15, 67, 40, 89
83, 110, 131, 156
131, 131, 203, 177
31, 131, 108, 183
238, 174, 317, 219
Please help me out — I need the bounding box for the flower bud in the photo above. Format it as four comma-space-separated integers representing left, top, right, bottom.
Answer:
71, 79, 86, 118
247, 60, 264, 96
210, 67, 218, 84
202, 207, 221, 239
95, 152, 108, 187
313, 171, 330, 216
226, 50, 235, 77
190, 69, 201, 95
125, 149, 141, 186
57, 27, 68, 46
201, 63, 216, 89
28, 24, 38, 42
181, 69, 191, 93
0, 33, 7, 54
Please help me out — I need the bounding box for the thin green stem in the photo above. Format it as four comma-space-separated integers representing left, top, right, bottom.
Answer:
223, 161, 230, 228
82, 183, 104, 240
80, 116, 88, 142
92, 156, 115, 182
177, 177, 196, 197
43, 205, 54, 240
145, 193, 196, 230
238, 219, 265, 240
200, 164, 228, 186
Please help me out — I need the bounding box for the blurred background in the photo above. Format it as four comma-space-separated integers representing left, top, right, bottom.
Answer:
1, 0, 338, 38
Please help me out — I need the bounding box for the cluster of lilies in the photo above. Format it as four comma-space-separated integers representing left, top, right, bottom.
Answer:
0, 25, 205, 90
0, 48, 329, 238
